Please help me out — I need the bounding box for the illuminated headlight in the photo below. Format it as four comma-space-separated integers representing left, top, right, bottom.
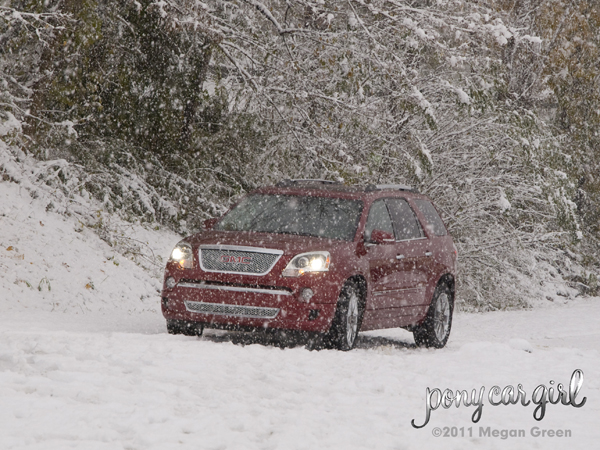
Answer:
282, 251, 330, 277
169, 242, 194, 269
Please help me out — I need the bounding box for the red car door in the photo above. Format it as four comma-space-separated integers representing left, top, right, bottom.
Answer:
363, 199, 400, 313
386, 198, 431, 313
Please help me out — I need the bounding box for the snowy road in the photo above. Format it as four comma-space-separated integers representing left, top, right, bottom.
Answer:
1, 299, 598, 450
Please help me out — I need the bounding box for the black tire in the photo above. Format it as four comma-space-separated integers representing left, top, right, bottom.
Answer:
413, 283, 453, 348
167, 319, 203, 337
325, 281, 364, 351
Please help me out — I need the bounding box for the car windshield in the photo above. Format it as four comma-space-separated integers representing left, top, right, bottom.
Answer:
215, 194, 363, 241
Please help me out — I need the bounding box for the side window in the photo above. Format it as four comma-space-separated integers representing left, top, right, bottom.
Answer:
364, 199, 394, 240
386, 198, 424, 240
414, 199, 447, 236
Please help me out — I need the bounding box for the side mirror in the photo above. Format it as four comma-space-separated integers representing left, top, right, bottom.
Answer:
203, 217, 219, 230
368, 229, 395, 245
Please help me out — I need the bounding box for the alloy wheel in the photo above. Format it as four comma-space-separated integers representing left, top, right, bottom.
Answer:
433, 292, 450, 342
346, 290, 359, 347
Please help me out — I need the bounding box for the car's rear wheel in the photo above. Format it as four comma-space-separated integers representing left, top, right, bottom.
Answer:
167, 319, 203, 337
413, 283, 453, 348
325, 281, 364, 351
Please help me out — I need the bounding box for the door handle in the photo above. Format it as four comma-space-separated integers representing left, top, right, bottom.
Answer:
396, 254, 405, 260
425, 251, 433, 257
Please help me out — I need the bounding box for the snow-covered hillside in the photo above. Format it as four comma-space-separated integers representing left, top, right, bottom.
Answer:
0, 142, 180, 319
1, 179, 169, 314
1, 148, 599, 449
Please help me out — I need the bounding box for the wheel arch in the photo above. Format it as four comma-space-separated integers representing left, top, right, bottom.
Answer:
436, 273, 455, 303
412, 274, 455, 348
345, 275, 368, 331
325, 274, 368, 350
346, 274, 368, 306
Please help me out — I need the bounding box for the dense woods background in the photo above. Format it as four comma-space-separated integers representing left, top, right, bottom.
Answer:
1, 0, 599, 309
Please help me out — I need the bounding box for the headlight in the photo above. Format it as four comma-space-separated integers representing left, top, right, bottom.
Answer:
169, 242, 194, 269
282, 251, 330, 277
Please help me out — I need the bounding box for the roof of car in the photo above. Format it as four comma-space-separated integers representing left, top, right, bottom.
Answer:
277, 179, 419, 192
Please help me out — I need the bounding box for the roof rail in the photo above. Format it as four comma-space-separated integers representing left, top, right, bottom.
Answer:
365, 184, 419, 193
276, 179, 342, 187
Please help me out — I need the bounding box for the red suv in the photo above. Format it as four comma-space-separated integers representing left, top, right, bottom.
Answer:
161, 180, 457, 350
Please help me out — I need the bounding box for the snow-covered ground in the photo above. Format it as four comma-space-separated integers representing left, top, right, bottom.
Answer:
1, 300, 599, 450
1, 150, 599, 449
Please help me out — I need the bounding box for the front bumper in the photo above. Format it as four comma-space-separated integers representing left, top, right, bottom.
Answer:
161, 270, 342, 333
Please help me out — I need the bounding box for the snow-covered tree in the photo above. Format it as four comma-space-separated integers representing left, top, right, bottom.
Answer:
1, 0, 595, 307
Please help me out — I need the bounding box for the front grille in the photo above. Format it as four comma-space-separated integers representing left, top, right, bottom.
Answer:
184, 301, 280, 319
178, 281, 292, 296
199, 245, 283, 275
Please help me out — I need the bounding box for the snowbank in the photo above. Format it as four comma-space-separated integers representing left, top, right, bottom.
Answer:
0, 143, 180, 318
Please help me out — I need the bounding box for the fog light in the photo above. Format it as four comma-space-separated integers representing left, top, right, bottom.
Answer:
165, 277, 177, 289
308, 309, 320, 321
299, 287, 314, 302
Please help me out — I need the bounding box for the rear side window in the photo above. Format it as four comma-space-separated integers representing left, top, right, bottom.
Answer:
386, 198, 424, 240
414, 199, 447, 236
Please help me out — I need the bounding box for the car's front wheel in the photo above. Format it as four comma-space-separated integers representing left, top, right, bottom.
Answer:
325, 280, 364, 351
413, 283, 453, 348
167, 319, 203, 337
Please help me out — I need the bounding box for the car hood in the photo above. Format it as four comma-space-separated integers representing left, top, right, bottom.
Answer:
187, 230, 353, 256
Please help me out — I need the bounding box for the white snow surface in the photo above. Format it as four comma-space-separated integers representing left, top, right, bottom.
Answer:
0, 112, 22, 137
1, 158, 599, 449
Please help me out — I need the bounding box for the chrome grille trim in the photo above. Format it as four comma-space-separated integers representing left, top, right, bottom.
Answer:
200, 244, 283, 255
199, 245, 283, 276
178, 282, 291, 296
184, 301, 280, 319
